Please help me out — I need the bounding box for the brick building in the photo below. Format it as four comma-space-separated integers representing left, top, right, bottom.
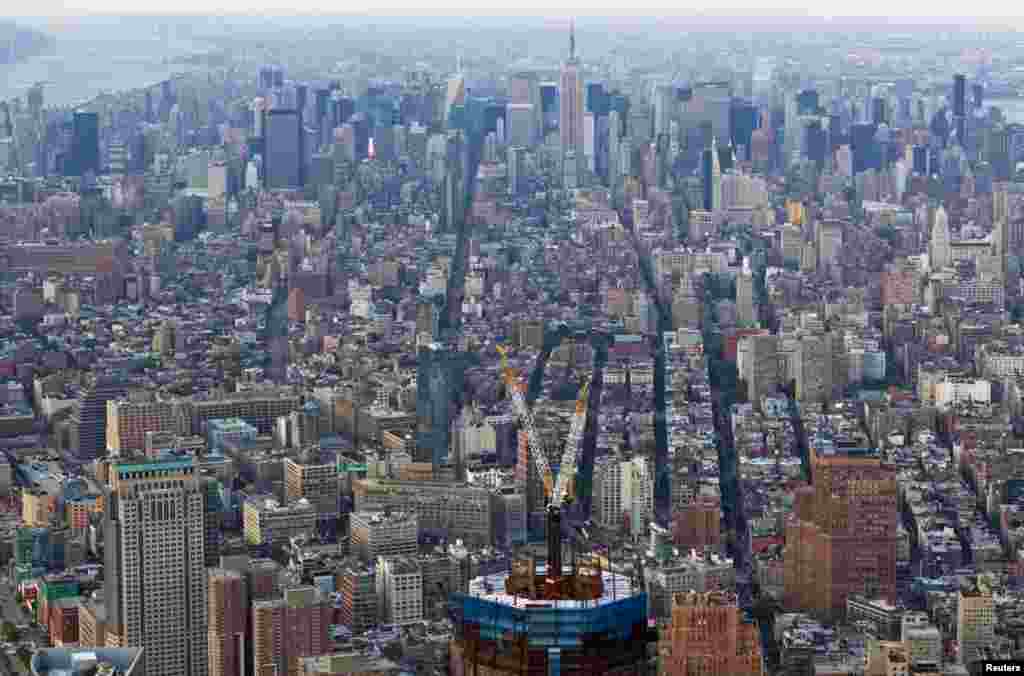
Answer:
784, 447, 898, 620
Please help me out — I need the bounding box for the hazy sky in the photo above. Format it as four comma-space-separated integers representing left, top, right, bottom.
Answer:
10, 4, 1024, 22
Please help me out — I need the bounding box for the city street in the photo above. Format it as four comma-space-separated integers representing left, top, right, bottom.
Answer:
0, 578, 45, 675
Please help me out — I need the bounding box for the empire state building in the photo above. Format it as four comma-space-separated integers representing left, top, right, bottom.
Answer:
559, 20, 583, 159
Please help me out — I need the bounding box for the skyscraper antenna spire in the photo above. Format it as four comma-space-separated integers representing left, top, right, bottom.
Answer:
569, 19, 575, 61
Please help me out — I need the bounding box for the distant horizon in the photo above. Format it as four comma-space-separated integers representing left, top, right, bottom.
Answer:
6, 10, 1024, 28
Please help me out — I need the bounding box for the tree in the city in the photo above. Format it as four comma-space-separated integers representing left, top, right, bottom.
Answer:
0, 621, 17, 642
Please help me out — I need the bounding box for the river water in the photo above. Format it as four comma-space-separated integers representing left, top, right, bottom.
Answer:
0, 18, 209, 107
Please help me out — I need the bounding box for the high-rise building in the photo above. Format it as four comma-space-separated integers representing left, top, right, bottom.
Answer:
69, 111, 100, 177
102, 459, 208, 676
737, 268, 753, 325
106, 397, 186, 456
957, 585, 995, 667
793, 334, 831, 405
784, 446, 897, 619
376, 556, 423, 625
284, 454, 340, 526
506, 103, 535, 148
736, 336, 776, 403
559, 22, 584, 160
701, 137, 722, 212
661, 591, 762, 676
450, 553, 649, 675
930, 205, 951, 270
264, 109, 302, 189
71, 374, 128, 462
208, 568, 247, 676
953, 74, 967, 148
252, 586, 332, 676
350, 511, 418, 562
336, 562, 377, 634
416, 344, 464, 472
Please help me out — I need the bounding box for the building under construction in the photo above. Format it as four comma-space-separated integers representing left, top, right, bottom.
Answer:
449, 551, 650, 675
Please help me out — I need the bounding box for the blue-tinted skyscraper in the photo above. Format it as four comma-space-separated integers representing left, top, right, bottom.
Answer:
350, 112, 370, 161
953, 74, 967, 148
540, 82, 558, 134
415, 344, 467, 473
796, 89, 819, 116
264, 109, 302, 189
730, 99, 758, 160
69, 111, 100, 177
850, 122, 879, 174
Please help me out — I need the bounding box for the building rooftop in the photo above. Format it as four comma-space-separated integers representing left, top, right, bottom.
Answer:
31, 647, 144, 676
465, 565, 639, 610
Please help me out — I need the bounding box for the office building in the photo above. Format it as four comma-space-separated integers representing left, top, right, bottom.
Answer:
336, 562, 378, 634
189, 389, 301, 435
736, 269, 755, 325
285, 454, 340, 523
784, 446, 897, 620
350, 511, 418, 562
661, 591, 762, 676
738, 334, 778, 405
69, 111, 100, 177
102, 459, 207, 676
208, 568, 248, 676
793, 335, 831, 405
953, 74, 967, 147
376, 555, 423, 626
415, 344, 465, 472
901, 611, 941, 668
930, 205, 951, 270
559, 23, 584, 159
506, 103, 535, 148
958, 585, 995, 667
252, 586, 332, 676
106, 397, 185, 456
592, 456, 653, 533
70, 374, 128, 462
265, 109, 303, 189
243, 495, 317, 547
353, 479, 494, 545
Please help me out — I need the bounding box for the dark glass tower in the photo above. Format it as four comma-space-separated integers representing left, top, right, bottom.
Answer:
264, 109, 302, 189
953, 74, 967, 148
69, 111, 100, 177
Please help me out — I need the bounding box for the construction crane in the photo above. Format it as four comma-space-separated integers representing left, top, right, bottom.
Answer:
496, 344, 591, 578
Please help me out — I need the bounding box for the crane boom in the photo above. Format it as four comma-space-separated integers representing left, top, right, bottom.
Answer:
552, 378, 590, 506
497, 345, 553, 498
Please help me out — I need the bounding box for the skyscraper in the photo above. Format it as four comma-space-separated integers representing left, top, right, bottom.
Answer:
264, 109, 302, 190
701, 137, 721, 212
559, 21, 584, 160
103, 459, 208, 676
416, 344, 465, 473
71, 374, 127, 462
69, 111, 100, 177
953, 74, 967, 148
930, 205, 951, 270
